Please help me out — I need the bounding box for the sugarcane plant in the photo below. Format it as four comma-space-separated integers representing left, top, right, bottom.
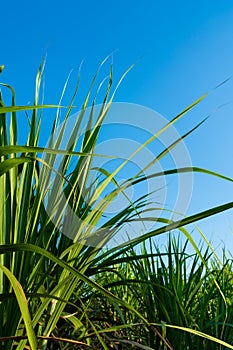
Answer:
0, 59, 233, 349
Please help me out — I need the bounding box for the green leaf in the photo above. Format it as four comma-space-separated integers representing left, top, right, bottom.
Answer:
0, 104, 62, 114
0, 157, 32, 177
0, 264, 37, 350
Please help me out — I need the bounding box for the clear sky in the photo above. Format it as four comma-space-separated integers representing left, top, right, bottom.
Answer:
1, 0, 233, 249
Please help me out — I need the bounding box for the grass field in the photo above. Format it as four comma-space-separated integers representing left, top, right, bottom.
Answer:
0, 60, 233, 349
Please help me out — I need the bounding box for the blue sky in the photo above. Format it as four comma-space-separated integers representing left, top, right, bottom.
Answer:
1, 0, 233, 248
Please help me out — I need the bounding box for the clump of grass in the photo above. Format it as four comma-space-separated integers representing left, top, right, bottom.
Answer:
0, 59, 233, 349
92, 235, 233, 349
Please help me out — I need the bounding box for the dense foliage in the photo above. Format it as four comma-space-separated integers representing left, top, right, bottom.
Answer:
0, 61, 232, 349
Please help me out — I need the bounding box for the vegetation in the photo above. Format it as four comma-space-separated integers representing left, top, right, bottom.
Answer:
0, 59, 233, 349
